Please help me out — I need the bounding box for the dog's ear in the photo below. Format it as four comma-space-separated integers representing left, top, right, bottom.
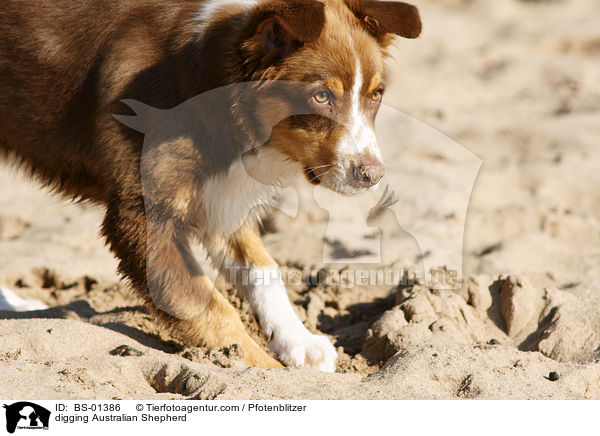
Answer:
347, 0, 421, 44
242, 0, 325, 70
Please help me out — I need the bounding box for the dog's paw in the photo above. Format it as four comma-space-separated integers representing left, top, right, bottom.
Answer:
0, 286, 47, 311
267, 325, 337, 372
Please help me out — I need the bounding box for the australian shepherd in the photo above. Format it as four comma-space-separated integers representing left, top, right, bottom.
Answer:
0, 0, 421, 371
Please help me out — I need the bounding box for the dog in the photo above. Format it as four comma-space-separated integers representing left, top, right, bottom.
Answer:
0, 0, 421, 371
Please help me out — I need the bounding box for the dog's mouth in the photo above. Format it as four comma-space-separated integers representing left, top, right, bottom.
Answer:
302, 158, 385, 196
304, 166, 322, 185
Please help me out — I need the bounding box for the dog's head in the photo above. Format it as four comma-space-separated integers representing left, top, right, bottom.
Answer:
237, 0, 421, 195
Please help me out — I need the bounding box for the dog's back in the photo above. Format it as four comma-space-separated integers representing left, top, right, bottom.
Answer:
0, 0, 200, 201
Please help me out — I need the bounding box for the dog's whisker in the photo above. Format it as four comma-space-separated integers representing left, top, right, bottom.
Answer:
309, 169, 331, 183
305, 164, 332, 172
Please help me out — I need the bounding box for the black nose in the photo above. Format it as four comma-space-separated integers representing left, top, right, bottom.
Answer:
353, 163, 384, 187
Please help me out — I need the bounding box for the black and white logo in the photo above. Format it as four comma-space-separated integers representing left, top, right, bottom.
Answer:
2, 402, 50, 434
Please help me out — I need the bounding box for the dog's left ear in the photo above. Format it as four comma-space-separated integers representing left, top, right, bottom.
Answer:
347, 0, 421, 44
242, 0, 325, 70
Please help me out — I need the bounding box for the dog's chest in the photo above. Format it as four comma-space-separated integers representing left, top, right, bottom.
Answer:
199, 148, 300, 235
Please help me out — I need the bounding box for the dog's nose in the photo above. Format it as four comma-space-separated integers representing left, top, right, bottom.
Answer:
353, 162, 384, 187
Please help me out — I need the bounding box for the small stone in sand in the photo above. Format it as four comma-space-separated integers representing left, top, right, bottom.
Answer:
109, 345, 144, 357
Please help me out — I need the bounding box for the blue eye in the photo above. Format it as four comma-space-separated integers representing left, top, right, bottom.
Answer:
313, 91, 330, 104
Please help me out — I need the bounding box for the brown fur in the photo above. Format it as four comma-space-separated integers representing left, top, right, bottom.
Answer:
256, 0, 398, 186
0, 0, 420, 368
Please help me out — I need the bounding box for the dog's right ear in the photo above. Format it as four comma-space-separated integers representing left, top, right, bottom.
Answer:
242, 0, 325, 71
346, 0, 421, 45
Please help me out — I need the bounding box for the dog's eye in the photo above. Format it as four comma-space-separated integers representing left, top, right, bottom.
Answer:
371, 89, 383, 102
313, 91, 330, 104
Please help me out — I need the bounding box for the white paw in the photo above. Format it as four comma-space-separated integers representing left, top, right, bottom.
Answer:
267, 324, 338, 372
244, 267, 338, 372
0, 286, 48, 311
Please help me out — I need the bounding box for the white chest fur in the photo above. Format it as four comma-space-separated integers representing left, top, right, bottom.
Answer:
200, 148, 300, 235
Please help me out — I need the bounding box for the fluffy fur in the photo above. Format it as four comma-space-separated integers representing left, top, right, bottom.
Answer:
0, 0, 421, 370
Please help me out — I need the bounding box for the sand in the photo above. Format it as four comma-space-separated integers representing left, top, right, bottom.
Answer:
1, 0, 600, 399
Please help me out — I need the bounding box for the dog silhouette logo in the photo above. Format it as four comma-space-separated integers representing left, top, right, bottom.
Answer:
2, 402, 50, 433
115, 84, 481, 318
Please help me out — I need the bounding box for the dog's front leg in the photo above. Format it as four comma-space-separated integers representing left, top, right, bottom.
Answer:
211, 226, 338, 372
101, 199, 281, 368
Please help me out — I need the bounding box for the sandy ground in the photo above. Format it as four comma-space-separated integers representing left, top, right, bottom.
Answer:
1, 0, 600, 399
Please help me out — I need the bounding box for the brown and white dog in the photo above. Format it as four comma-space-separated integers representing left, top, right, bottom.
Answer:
0, 0, 420, 371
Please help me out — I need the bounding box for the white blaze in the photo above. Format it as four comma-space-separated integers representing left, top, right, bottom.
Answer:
339, 55, 382, 161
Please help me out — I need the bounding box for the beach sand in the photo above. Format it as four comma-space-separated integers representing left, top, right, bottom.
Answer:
1, 0, 599, 399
